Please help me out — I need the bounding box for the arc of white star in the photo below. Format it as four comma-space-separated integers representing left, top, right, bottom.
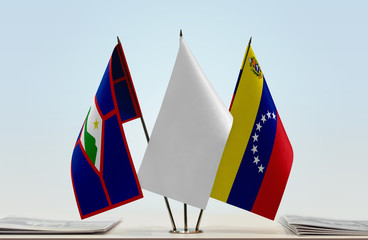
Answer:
252, 133, 259, 142
253, 156, 260, 165
272, 112, 276, 119
256, 122, 262, 131
261, 115, 267, 123
251, 145, 258, 154
266, 111, 271, 119
258, 164, 265, 173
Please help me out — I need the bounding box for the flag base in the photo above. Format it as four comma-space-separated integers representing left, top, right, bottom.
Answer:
169, 229, 203, 234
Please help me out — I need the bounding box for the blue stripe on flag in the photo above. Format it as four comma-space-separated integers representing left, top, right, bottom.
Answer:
114, 80, 138, 122
227, 78, 277, 210
96, 63, 115, 116
111, 48, 125, 81
71, 143, 109, 216
102, 115, 141, 205
233, 69, 243, 95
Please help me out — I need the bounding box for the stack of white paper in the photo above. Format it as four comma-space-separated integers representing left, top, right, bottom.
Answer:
0, 216, 119, 234
280, 215, 368, 236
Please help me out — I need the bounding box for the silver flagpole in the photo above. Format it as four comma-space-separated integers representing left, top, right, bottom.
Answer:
180, 30, 189, 234
184, 203, 188, 232
176, 30, 203, 234
195, 209, 203, 231
164, 196, 177, 231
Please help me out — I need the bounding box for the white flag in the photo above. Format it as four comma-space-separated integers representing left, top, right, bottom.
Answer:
138, 37, 233, 209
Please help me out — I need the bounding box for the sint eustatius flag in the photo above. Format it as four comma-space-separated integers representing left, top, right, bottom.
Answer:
211, 43, 293, 220
71, 41, 143, 219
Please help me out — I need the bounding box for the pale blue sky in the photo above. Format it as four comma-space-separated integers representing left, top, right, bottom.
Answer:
0, 0, 368, 222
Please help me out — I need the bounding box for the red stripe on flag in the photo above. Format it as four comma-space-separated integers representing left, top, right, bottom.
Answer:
251, 112, 293, 220
229, 94, 235, 111
113, 76, 127, 84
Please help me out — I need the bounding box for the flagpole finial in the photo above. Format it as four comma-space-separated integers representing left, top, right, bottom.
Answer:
117, 36, 121, 44
180, 29, 183, 37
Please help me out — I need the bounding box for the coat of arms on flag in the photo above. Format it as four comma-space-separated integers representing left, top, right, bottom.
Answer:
71, 39, 143, 219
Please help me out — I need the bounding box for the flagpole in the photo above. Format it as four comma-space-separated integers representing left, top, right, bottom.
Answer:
179, 29, 190, 233
116, 36, 177, 232
241, 37, 252, 70
230, 36, 252, 111
140, 117, 150, 143
195, 209, 203, 231
164, 195, 177, 231
184, 203, 188, 232
180, 29, 204, 234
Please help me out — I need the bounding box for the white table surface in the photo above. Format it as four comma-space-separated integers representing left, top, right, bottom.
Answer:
0, 213, 367, 239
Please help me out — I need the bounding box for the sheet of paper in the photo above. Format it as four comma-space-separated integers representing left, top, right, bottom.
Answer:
0, 216, 119, 234
280, 215, 368, 236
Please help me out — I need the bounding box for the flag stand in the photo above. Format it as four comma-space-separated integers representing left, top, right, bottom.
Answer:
169, 204, 203, 234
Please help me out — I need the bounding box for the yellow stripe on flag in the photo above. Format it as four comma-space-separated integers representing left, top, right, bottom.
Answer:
211, 46, 264, 202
